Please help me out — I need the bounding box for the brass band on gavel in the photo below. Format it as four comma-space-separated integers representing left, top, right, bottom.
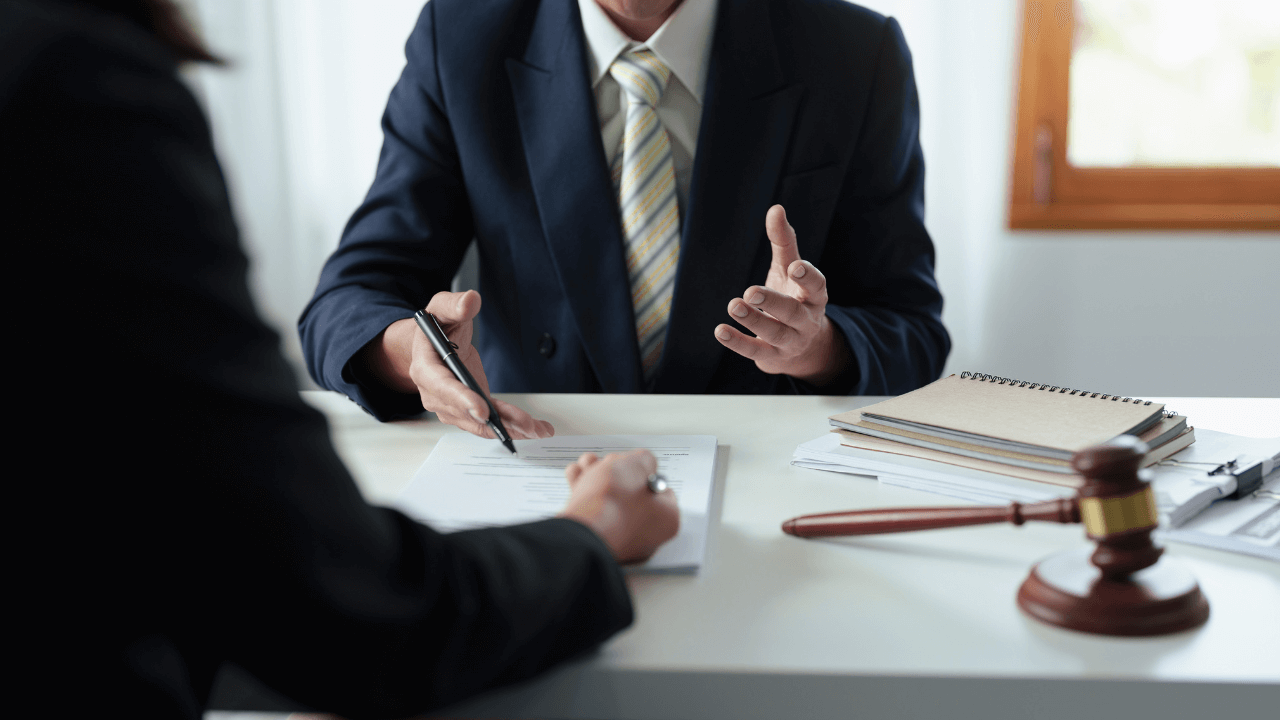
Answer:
1077, 486, 1158, 538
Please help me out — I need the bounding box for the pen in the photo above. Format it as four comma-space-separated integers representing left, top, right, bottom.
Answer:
414, 310, 517, 455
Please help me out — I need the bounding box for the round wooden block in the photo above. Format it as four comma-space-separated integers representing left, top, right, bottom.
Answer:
1017, 546, 1210, 636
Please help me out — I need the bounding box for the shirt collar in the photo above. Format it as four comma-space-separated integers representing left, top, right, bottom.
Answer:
577, 0, 718, 104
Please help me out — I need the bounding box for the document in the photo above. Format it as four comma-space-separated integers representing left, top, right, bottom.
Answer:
1157, 469, 1279, 561
1147, 429, 1280, 525
792, 432, 1074, 504
395, 434, 718, 571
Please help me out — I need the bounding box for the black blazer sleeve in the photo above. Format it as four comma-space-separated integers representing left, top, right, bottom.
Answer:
4, 3, 630, 717
298, 1, 470, 421
811, 16, 949, 396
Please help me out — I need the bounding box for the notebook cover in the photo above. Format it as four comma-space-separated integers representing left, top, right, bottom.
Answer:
832, 374, 1166, 453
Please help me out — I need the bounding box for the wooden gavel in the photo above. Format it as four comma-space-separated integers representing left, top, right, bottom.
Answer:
782, 435, 1210, 635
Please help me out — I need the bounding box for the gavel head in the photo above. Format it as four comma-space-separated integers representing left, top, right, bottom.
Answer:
1072, 435, 1163, 579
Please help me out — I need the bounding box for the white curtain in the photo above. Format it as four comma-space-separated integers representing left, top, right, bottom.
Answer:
186, 0, 427, 385
186, 0, 1280, 397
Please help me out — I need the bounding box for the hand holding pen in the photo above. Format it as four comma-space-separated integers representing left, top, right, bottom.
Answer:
360, 290, 554, 444
559, 450, 679, 564
415, 309, 520, 453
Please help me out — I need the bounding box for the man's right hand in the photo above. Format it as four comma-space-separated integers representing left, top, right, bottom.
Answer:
559, 450, 680, 564
359, 290, 554, 440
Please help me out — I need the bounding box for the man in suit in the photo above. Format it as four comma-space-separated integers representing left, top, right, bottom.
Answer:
300, 0, 950, 438
6, 0, 677, 716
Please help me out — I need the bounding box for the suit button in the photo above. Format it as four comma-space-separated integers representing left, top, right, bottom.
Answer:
538, 333, 556, 359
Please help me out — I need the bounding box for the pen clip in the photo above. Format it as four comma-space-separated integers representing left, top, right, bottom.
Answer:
427, 312, 460, 351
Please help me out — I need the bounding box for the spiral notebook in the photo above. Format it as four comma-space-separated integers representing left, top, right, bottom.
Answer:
830, 372, 1175, 460
835, 416, 1192, 475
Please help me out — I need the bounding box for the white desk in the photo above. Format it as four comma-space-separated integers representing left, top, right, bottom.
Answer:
304, 392, 1280, 720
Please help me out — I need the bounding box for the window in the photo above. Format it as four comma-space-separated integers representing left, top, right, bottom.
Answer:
1009, 0, 1280, 229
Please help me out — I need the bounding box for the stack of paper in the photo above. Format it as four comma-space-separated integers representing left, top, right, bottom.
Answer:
793, 433, 1075, 505
1159, 471, 1279, 561
395, 434, 718, 572
1148, 430, 1280, 526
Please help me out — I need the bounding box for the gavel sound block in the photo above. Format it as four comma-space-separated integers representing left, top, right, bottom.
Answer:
782, 436, 1210, 636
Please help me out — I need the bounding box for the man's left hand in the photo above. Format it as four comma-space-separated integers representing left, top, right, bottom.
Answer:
714, 204, 849, 387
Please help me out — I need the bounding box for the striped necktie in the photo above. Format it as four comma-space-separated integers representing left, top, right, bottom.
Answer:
610, 48, 680, 383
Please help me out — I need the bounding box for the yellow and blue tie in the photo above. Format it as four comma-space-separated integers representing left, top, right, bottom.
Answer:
610, 48, 680, 382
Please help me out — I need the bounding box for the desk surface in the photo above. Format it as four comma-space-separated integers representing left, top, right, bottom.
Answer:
304, 392, 1280, 719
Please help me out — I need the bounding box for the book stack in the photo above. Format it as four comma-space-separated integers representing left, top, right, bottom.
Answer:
827, 372, 1196, 489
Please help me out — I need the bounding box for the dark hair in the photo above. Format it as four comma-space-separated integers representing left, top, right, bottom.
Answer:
75, 0, 221, 63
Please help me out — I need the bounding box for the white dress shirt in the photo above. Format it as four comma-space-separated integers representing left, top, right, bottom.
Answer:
576, 0, 718, 218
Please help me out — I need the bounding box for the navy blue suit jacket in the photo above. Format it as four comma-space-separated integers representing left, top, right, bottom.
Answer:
300, 0, 950, 420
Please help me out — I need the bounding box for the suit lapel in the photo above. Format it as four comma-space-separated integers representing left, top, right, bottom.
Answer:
507, 0, 643, 393
654, 0, 803, 394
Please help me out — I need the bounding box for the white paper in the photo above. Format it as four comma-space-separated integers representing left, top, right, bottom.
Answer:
396, 434, 718, 571
792, 433, 1072, 504
1158, 469, 1280, 561
1150, 429, 1280, 526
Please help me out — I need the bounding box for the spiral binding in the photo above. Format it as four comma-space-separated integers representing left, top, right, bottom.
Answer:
958, 371, 1177, 417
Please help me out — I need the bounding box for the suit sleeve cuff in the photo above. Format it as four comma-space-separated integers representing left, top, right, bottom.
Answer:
342, 347, 428, 421
315, 303, 426, 421
786, 312, 861, 396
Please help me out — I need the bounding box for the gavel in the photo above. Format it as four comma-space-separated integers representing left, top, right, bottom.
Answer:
782, 436, 1210, 636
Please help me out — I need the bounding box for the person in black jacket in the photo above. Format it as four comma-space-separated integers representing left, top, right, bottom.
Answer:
3, 1, 678, 717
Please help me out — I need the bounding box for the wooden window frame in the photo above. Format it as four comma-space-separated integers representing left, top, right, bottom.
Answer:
1009, 0, 1280, 230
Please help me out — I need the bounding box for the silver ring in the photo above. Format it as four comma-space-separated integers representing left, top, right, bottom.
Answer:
646, 472, 668, 494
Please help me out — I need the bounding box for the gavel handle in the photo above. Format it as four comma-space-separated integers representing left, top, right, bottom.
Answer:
781, 498, 1080, 537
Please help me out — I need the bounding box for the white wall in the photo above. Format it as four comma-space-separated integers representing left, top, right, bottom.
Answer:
190, 0, 1280, 397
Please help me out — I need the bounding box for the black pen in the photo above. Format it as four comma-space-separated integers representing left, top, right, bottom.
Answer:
414, 310, 517, 455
